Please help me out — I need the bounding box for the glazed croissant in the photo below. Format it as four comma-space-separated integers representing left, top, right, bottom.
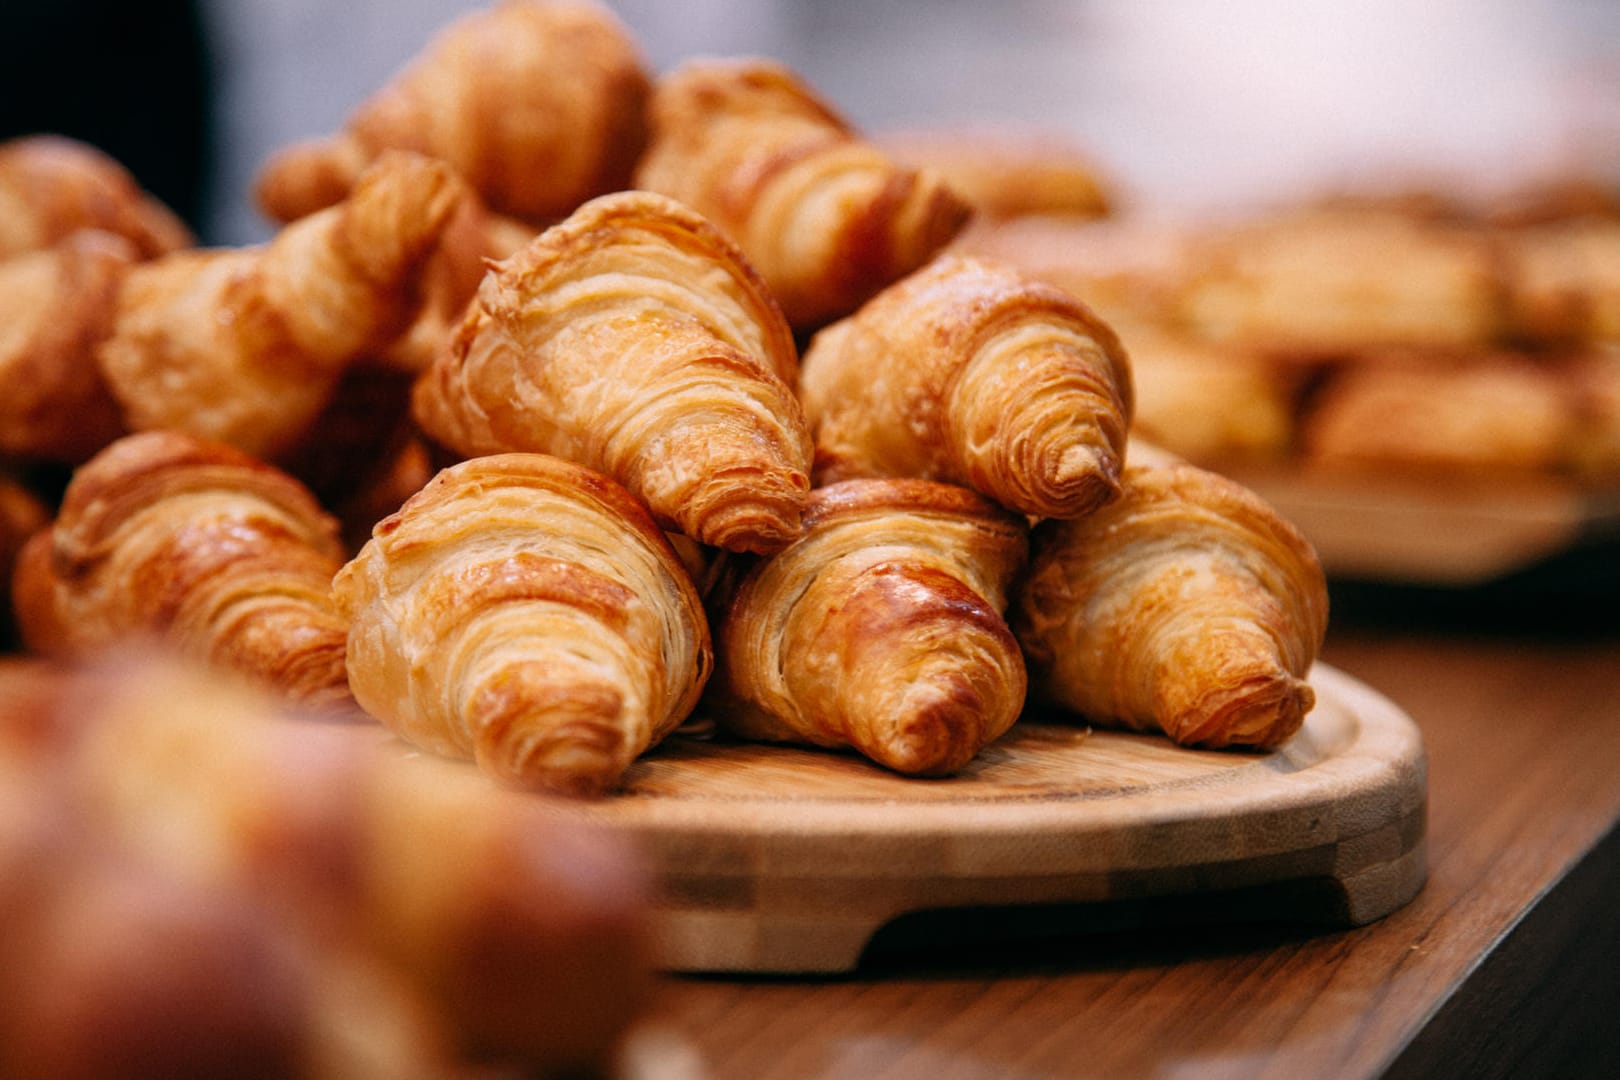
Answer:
98, 151, 465, 462
710, 478, 1028, 776
333, 452, 713, 796
1013, 461, 1329, 750
0, 230, 133, 464
14, 431, 353, 710
801, 254, 1134, 520
254, 0, 650, 226
633, 57, 972, 330
0, 134, 193, 260
412, 189, 812, 554
0, 650, 651, 1076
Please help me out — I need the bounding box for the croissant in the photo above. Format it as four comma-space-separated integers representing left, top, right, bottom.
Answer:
710, 478, 1028, 776
412, 189, 812, 554
800, 253, 1134, 520
0, 230, 135, 463
98, 151, 465, 462
0, 134, 193, 260
633, 57, 972, 330
254, 0, 650, 226
333, 452, 713, 796
1013, 461, 1329, 750
14, 431, 353, 710
0, 650, 651, 1075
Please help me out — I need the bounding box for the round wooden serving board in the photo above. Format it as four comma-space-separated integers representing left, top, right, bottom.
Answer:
566, 663, 1427, 974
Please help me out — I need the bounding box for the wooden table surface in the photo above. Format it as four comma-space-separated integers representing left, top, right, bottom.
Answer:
620, 606, 1620, 1080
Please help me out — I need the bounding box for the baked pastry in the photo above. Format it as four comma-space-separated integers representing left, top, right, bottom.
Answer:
1300, 352, 1575, 474
710, 478, 1028, 775
1503, 219, 1620, 346
99, 152, 465, 462
0, 230, 135, 464
333, 452, 713, 796
1014, 461, 1328, 750
0, 134, 192, 260
14, 432, 353, 709
876, 125, 1113, 220
1123, 327, 1298, 464
254, 0, 650, 226
1176, 208, 1507, 357
0, 650, 652, 1075
800, 253, 1133, 520
412, 189, 812, 554
634, 57, 971, 330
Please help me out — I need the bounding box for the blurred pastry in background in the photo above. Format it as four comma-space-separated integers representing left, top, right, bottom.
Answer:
634, 56, 971, 331
0, 134, 194, 259
875, 125, 1115, 221
254, 0, 651, 227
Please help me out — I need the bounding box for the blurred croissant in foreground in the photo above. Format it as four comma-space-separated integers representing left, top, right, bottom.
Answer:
801, 253, 1134, 520
0, 134, 193, 259
413, 189, 812, 554
255, 0, 650, 226
1014, 461, 1328, 750
334, 453, 713, 797
0, 650, 652, 1077
634, 57, 971, 331
99, 151, 466, 463
13, 431, 354, 710
710, 478, 1028, 776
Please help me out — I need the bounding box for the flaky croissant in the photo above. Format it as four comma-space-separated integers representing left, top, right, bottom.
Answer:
412, 189, 812, 554
633, 57, 972, 330
98, 151, 465, 462
0, 230, 133, 464
1013, 461, 1329, 750
0, 135, 192, 260
710, 478, 1028, 776
333, 452, 713, 796
254, 0, 649, 226
800, 253, 1134, 520
14, 431, 353, 710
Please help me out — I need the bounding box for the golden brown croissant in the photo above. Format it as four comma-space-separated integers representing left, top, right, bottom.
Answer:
800, 253, 1134, 520
254, 0, 650, 226
876, 125, 1114, 221
333, 452, 713, 796
15, 432, 353, 710
633, 57, 972, 330
0, 650, 652, 1075
412, 189, 812, 554
0, 230, 134, 464
98, 151, 465, 462
0, 135, 193, 260
1014, 461, 1329, 750
710, 478, 1028, 776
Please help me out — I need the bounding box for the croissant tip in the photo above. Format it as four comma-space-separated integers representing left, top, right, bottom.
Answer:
478, 718, 633, 798
1174, 673, 1315, 751
867, 684, 983, 777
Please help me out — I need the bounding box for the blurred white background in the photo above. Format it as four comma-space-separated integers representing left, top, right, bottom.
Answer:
202, 0, 1620, 243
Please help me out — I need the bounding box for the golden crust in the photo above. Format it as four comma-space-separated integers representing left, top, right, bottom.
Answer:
1014, 461, 1328, 750
0, 135, 193, 260
254, 0, 650, 225
634, 57, 971, 330
800, 253, 1133, 520
332, 452, 713, 796
99, 152, 466, 461
711, 477, 1028, 776
0, 231, 134, 463
412, 189, 812, 554
17, 431, 352, 709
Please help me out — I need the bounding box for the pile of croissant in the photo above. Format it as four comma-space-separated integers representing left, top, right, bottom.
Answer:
0, 0, 1332, 811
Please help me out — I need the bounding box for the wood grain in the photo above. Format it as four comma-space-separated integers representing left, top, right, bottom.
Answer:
578, 665, 1423, 974
621, 629, 1620, 1080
